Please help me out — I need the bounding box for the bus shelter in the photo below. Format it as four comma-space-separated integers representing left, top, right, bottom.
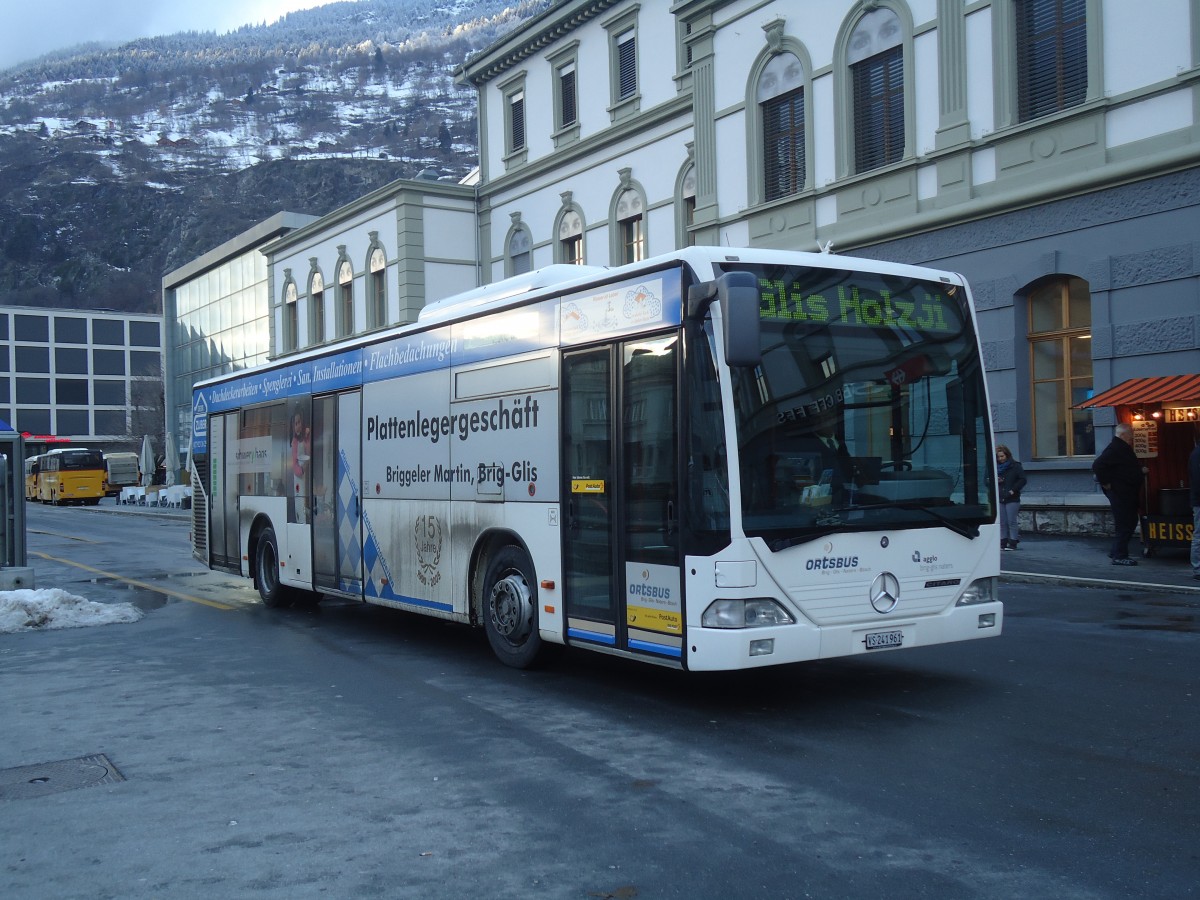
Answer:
1077, 374, 1200, 556
0, 424, 30, 584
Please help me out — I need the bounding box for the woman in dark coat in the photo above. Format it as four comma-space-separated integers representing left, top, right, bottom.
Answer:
995, 445, 1026, 550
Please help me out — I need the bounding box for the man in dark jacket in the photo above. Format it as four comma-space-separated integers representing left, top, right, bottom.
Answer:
1092, 422, 1144, 565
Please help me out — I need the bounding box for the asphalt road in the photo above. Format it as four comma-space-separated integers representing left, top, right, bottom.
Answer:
2, 504, 1197, 899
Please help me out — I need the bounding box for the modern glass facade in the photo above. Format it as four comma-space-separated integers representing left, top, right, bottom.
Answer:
162, 213, 316, 458
0, 306, 162, 449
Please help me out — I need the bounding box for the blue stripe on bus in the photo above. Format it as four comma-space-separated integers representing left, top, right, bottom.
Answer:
568, 628, 617, 646
376, 592, 454, 613
628, 639, 683, 658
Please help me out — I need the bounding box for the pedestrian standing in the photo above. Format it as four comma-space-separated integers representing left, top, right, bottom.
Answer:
1189, 430, 1200, 581
1092, 422, 1144, 566
995, 445, 1026, 551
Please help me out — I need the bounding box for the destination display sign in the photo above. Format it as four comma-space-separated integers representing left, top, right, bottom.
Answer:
758, 280, 961, 335
716, 263, 970, 339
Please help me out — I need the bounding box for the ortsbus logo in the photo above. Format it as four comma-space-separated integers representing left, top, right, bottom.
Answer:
808, 540, 859, 571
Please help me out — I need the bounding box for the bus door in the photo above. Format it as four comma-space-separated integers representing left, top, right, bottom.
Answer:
208, 412, 240, 570
561, 333, 682, 661
312, 390, 364, 595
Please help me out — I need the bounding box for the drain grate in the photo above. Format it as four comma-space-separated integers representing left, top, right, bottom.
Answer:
0, 754, 125, 801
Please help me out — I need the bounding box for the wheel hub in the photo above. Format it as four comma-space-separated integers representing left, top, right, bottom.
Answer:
489, 572, 533, 642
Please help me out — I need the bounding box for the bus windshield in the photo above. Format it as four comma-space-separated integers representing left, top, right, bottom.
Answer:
719, 263, 994, 550
54, 450, 105, 471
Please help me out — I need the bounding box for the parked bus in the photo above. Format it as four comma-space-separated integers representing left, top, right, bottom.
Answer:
24, 454, 45, 501
37, 447, 106, 505
103, 451, 141, 496
191, 247, 1002, 670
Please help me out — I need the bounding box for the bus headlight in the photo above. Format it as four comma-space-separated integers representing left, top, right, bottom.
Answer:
702, 598, 795, 629
955, 577, 997, 606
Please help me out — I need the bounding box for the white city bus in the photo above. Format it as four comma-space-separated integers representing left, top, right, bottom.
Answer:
190, 246, 1001, 670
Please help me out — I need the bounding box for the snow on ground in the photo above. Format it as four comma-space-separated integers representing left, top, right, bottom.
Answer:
0, 589, 143, 634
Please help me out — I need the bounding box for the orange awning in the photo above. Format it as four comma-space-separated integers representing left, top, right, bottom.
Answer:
1075, 374, 1200, 408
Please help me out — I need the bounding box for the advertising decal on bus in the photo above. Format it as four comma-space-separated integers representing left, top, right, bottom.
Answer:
560, 276, 677, 344
625, 562, 682, 635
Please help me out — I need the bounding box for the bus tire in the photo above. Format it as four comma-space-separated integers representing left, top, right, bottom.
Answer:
255, 526, 294, 609
482, 545, 542, 669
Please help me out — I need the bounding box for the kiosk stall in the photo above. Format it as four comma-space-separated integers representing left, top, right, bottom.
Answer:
1077, 375, 1200, 557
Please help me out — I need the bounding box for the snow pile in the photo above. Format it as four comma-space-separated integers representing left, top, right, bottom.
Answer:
0, 589, 143, 634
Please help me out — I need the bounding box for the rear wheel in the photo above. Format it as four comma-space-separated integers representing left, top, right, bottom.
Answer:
482, 545, 543, 669
255, 526, 294, 608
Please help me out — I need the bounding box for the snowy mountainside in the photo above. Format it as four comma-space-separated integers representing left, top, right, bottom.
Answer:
0, 0, 549, 312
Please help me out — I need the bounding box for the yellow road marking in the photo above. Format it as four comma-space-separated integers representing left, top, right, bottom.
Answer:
30, 551, 236, 610
28, 529, 102, 544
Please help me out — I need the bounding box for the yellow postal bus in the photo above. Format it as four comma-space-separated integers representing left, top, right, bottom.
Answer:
37, 447, 106, 505
24, 454, 45, 501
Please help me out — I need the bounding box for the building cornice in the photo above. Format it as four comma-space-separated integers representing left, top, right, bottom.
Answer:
162, 211, 318, 289
264, 179, 476, 256
456, 0, 622, 88
477, 93, 694, 199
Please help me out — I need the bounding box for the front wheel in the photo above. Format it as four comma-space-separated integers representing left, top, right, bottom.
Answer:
255, 526, 294, 608
482, 545, 543, 669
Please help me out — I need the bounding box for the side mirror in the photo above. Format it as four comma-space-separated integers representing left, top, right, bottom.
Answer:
716, 272, 761, 368
687, 272, 762, 367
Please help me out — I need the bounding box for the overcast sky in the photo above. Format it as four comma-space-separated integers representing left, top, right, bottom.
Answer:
0, 0, 348, 72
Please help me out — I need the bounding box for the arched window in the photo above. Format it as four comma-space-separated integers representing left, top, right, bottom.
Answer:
848, 7, 904, 173
282, 280, 298, 353
615, 187, 644, 264
557, 209, 584, 265
308, 270, 325, 347
758, 52, 805, 200
368, 246, 387, 329
1028, 276, 1093, 458
507, 225, 532, 276
337, 259, 354, 337
678, 164, 696, 246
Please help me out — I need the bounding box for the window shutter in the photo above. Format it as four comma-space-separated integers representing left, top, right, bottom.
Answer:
560, 68, 576, 126
510, 92, 525, 151
852, 46, 903, 173
618, 34, 637, 100
762, 89, 805, 201
1017, 0, 1087, 122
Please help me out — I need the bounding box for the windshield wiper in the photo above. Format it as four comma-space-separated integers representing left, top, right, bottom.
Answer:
762, 524, 841, 553
885, 503, 979, 539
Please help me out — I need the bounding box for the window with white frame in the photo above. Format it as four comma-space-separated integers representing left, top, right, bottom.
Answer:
1029, 276, 1093, 458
